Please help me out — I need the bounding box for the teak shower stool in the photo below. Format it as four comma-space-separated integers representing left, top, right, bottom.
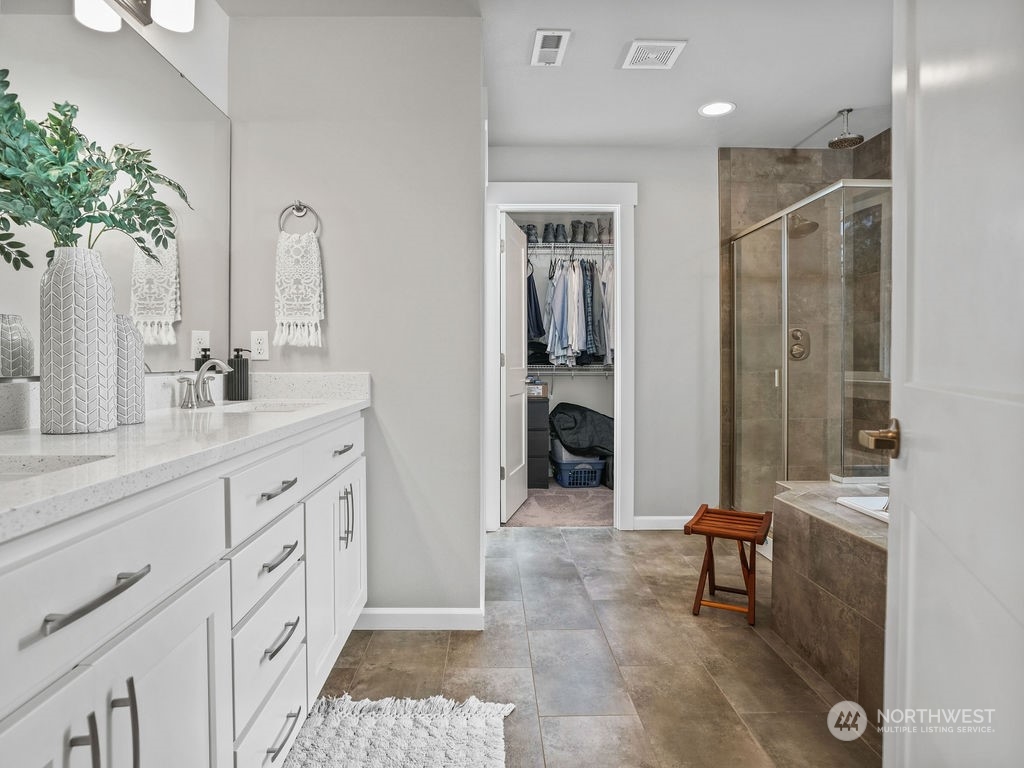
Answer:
683, 504, 773, 625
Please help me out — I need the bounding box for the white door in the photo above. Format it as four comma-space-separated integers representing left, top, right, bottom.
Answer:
500, 213, 528, 522
885, 2, 1024, 765
84, 563, 233, 768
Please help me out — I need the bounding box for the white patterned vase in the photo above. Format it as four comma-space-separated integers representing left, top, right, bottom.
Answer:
0, 313, 34, 377
39, 247, 117, 434
115, 314, 145, 425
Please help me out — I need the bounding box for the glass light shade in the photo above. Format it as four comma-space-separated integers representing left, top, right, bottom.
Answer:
74, 0, 122, 32
151, 0, 195, 33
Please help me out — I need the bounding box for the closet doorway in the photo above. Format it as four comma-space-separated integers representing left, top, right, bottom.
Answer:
483, 182, 638, 534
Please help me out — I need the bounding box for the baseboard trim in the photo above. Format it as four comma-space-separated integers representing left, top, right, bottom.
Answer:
355, 607, 485, 631
632, 515, 692, 530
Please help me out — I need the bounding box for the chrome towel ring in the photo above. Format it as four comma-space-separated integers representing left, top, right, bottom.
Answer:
279, 200, 321, 235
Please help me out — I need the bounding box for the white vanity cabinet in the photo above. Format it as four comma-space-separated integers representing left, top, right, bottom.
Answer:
84, 563, 233, 768
0, 563, 232, 768
0, 400, 370, 768
303, 431, 367, 708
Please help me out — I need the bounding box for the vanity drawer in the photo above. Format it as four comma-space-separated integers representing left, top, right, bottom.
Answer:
234, 642, 306, 768
229, 505, 305, 625
0, 480, 225, 720
225, 445, 304, 547
302, 415, 364, 487
232, 562, 305, 736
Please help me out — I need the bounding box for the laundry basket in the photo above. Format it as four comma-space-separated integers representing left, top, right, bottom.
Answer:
552, 458, 606, 488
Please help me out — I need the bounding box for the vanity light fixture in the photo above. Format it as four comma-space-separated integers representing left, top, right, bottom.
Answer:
698, 101, 736, 117
152, 0, 195, 33
75, 0, 195, 33
73, 0, 123, 32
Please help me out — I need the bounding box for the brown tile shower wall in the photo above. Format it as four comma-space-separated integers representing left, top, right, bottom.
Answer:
719, 131, 892, 505
772, 487, 887, 753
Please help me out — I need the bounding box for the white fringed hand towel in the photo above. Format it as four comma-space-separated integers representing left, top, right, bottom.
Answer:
274, 230, 324, 347
129, 237, 180, 345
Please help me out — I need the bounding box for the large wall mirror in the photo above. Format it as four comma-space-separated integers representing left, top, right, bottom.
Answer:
0, 8, 229, 375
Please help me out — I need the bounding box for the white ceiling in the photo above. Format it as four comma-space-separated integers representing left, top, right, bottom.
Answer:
481, 0, 893, 149
219, 0, 891, 150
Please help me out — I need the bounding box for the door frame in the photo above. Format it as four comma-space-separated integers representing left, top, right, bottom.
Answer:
482, 182, 638, 536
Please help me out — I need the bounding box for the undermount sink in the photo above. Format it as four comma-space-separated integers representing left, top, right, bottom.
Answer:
218, 400, 324, 414
0, 454, 112, 481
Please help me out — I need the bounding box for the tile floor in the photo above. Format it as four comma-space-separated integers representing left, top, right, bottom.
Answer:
320, 526, 881, 767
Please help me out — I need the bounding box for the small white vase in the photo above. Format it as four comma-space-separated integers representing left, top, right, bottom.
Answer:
39, 247, 117, 434
0, 313, 34, 377
115, 314, 145, 425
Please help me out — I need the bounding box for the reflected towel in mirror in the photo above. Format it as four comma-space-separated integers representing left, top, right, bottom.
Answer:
130, 236, 181, 345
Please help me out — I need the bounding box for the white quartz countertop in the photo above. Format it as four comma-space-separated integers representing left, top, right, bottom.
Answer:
0, 397, 370, 546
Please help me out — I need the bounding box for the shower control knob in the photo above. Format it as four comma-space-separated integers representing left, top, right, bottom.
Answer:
791, 344, 806, 358
791, 329, 803, 341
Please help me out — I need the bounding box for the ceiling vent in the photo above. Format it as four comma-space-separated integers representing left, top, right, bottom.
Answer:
621, 39, 687, 70
531, 29, 571, 67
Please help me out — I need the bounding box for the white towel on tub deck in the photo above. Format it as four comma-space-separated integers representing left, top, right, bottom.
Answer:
274, 230, 324, 347
130, 236, 181, 345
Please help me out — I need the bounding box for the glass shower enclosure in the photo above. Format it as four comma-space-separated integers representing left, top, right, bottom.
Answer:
731, 180, 892, 514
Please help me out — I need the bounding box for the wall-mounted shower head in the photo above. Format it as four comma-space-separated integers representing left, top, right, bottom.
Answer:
788, 213, 819, 238
828, 108, 864, 149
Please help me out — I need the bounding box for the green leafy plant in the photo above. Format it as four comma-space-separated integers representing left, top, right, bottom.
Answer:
0, 68, 189, 271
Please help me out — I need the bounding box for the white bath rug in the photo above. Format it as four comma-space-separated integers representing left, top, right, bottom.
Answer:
284, 694, 515, 767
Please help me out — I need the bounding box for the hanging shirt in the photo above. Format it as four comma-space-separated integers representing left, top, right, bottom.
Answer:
526, 270, 545, 340
582, 260, 598, 355
601, 258, 615, 363
591, 260, 607, 357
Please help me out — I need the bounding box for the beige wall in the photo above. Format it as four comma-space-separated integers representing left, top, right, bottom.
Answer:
229, 16, 484, 611
489, 146, 721, 517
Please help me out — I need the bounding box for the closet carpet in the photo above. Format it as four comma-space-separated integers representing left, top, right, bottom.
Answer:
505, 485, 613, 527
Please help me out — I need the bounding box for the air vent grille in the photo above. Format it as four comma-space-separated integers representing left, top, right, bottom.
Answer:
622, 39, 687, 70
531, 29, 571, 67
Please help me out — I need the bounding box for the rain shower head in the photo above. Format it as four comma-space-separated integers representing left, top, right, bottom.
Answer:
788, 213, 819, 238
828, 108, 864, 149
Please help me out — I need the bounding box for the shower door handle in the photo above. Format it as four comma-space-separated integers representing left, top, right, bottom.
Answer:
858, 418, 901, 459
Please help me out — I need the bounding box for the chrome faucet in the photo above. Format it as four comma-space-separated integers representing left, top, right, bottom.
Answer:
179, 358, 233, 408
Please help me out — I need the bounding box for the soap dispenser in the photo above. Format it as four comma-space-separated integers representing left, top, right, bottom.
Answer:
193, 347, 211, 371
225, 348, 250, 401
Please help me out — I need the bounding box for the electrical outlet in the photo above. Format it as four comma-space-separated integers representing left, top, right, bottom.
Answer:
251, 331, 270, 361
190, 330, 210, 359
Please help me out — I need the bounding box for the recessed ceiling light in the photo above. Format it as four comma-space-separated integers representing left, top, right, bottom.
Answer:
698, 101, 736, 117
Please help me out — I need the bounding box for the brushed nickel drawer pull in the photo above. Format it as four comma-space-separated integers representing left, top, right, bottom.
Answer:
262, 541, 299, 574
267, 708, 302, 762
346, 483, 355, 545
42, 564, 152, 637
333, 443, 354, 457
264, 616, 301, 661
339, 486, 352, 548
69, 711, 101, 768
260, 477, 298, 501
110, 677, 140, 768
